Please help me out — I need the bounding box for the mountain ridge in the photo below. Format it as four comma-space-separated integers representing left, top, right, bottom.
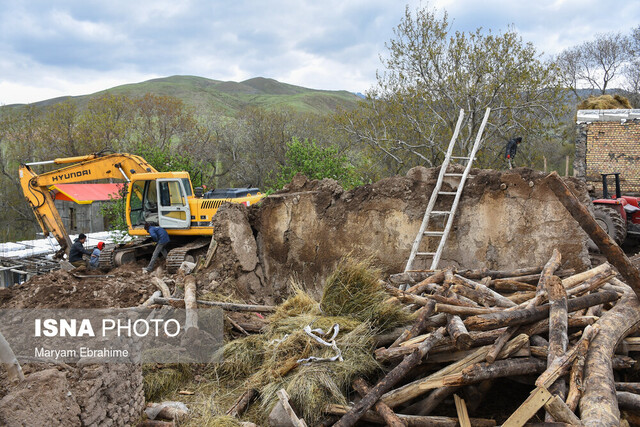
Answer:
3, 75, 361, 116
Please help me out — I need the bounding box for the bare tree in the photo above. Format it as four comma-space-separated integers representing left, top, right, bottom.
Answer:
336, 6, 566, 173
557, 32, 632, 96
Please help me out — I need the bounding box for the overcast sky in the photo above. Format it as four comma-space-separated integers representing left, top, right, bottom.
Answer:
1, 0, 638, 105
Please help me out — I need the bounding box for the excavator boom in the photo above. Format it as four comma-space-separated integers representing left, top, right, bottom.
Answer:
19, 152, 157, 255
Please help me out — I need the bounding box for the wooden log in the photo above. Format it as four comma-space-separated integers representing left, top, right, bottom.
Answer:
381, 334, 529, 408
447, 314, 472, 350
184, 275, 198, 330
151, 276, 171, 298
498, 269, 575, 284
507, 291, 537, 304
545, 275, 568, 415
226, 315, 249, 336
203, 237, 218, 269
142, 290, 162, 307
565, 347, 586, 412
580, 290, 640, 426
405, 270, 446, 294
561, 262, 613, 289
616, 391, 640, 412
427, 293, 481, 307
454, 394, 472, 427
401, 385, 459, 416
528, 249, 562, 309
384, 284, 431, 306
457, 266, 544, 280
486, 325, 518, 364
390, 298, 438, 348
616, 383, 640, 394
333, 327, 446, 427
226, 388, 257, 417
376, 329, 507, 363
464, 290, 619, 331
543, 395, 582, 425
326, 404, 496, 426
491, 280, 537, 292
353, 378, 406, 427
452, 275, 516, 307
613, 355, 636, 370
544, 171, 640, 298
521, 315, 597, 338
153, 296, 276, 312
565, 271, 616, 297
436, 304, 502, 316
442, 358, 546, 388
423, 344, 530, 365
536, 324, 598, 389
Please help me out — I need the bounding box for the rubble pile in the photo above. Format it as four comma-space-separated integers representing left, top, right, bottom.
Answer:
189, 254, 640, 426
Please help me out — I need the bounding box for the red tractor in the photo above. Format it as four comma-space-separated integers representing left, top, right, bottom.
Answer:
591, 173, 640, 246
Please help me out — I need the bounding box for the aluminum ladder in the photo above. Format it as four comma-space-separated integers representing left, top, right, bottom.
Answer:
404, 108, 491, 272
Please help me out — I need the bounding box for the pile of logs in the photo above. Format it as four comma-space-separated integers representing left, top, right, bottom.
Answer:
324, 173, 640, 426
324, 256, 639, 426
313, 254, 640, 426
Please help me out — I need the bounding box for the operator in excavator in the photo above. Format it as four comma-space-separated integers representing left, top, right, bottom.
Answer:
143, 222, 170, 273
69, 233, 92, 268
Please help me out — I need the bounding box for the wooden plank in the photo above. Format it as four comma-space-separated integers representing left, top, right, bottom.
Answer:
454, 394, 472, 427
502, 387, 553, 427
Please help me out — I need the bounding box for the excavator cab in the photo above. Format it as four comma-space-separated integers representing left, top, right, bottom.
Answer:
128, 173, 192, 231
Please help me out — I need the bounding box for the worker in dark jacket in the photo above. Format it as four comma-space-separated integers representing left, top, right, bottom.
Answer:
505, 137, 522, 169
143, 223, 170, 273
69, 233, 91, 267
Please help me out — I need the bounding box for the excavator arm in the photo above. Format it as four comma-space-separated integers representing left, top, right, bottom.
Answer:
19, 152, 157, 256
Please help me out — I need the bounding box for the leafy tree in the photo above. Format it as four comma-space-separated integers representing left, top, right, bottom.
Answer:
336, 6, 566, 174
268, 137, 362, 191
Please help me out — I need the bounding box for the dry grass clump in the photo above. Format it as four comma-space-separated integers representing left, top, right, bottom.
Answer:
320, 257, 412, 329
259, 322, 379, 425
143, 363, 193, 402
214, 334, 266, 380
578, 94, 632, 110
196, 259, 409, 424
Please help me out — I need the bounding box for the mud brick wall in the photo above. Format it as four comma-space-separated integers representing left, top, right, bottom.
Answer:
72, 363, 145, 426
0, 363, 145, 427
575, 119, 640, 195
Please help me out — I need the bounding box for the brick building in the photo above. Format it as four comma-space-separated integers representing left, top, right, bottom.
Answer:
575, 109, 640, 195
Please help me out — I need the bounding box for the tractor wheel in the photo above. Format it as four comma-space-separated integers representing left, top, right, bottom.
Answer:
590, 205, 627, 248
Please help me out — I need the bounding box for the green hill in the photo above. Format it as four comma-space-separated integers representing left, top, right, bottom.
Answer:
7, 75, 361, 116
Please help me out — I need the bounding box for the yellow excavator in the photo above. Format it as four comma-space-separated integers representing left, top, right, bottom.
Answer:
19, 152, 264, 272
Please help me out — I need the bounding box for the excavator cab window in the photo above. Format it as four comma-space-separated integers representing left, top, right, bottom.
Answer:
157, 179, 190, 229
128, 180, 145, 226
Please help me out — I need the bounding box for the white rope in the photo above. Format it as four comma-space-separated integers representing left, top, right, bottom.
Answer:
297, 323, 343, 364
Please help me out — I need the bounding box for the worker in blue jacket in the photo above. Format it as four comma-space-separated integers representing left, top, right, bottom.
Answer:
505, 136, 522, 169
143, 222, 170, 273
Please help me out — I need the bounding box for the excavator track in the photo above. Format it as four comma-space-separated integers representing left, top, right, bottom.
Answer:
165, 238, 210, 273
98, 244, 117, 270
98, 238, 153, 271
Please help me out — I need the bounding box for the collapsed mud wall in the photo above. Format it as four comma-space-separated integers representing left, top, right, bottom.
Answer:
0, 363, 144, 426
208, 167, 591, 303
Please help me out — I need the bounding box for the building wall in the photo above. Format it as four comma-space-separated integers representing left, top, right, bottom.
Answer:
54, 200, 108, 234
575, 119, 640, 195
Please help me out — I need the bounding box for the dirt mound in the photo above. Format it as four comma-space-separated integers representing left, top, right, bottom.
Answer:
0, 261, 155, 309
200, 166, 591, 304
